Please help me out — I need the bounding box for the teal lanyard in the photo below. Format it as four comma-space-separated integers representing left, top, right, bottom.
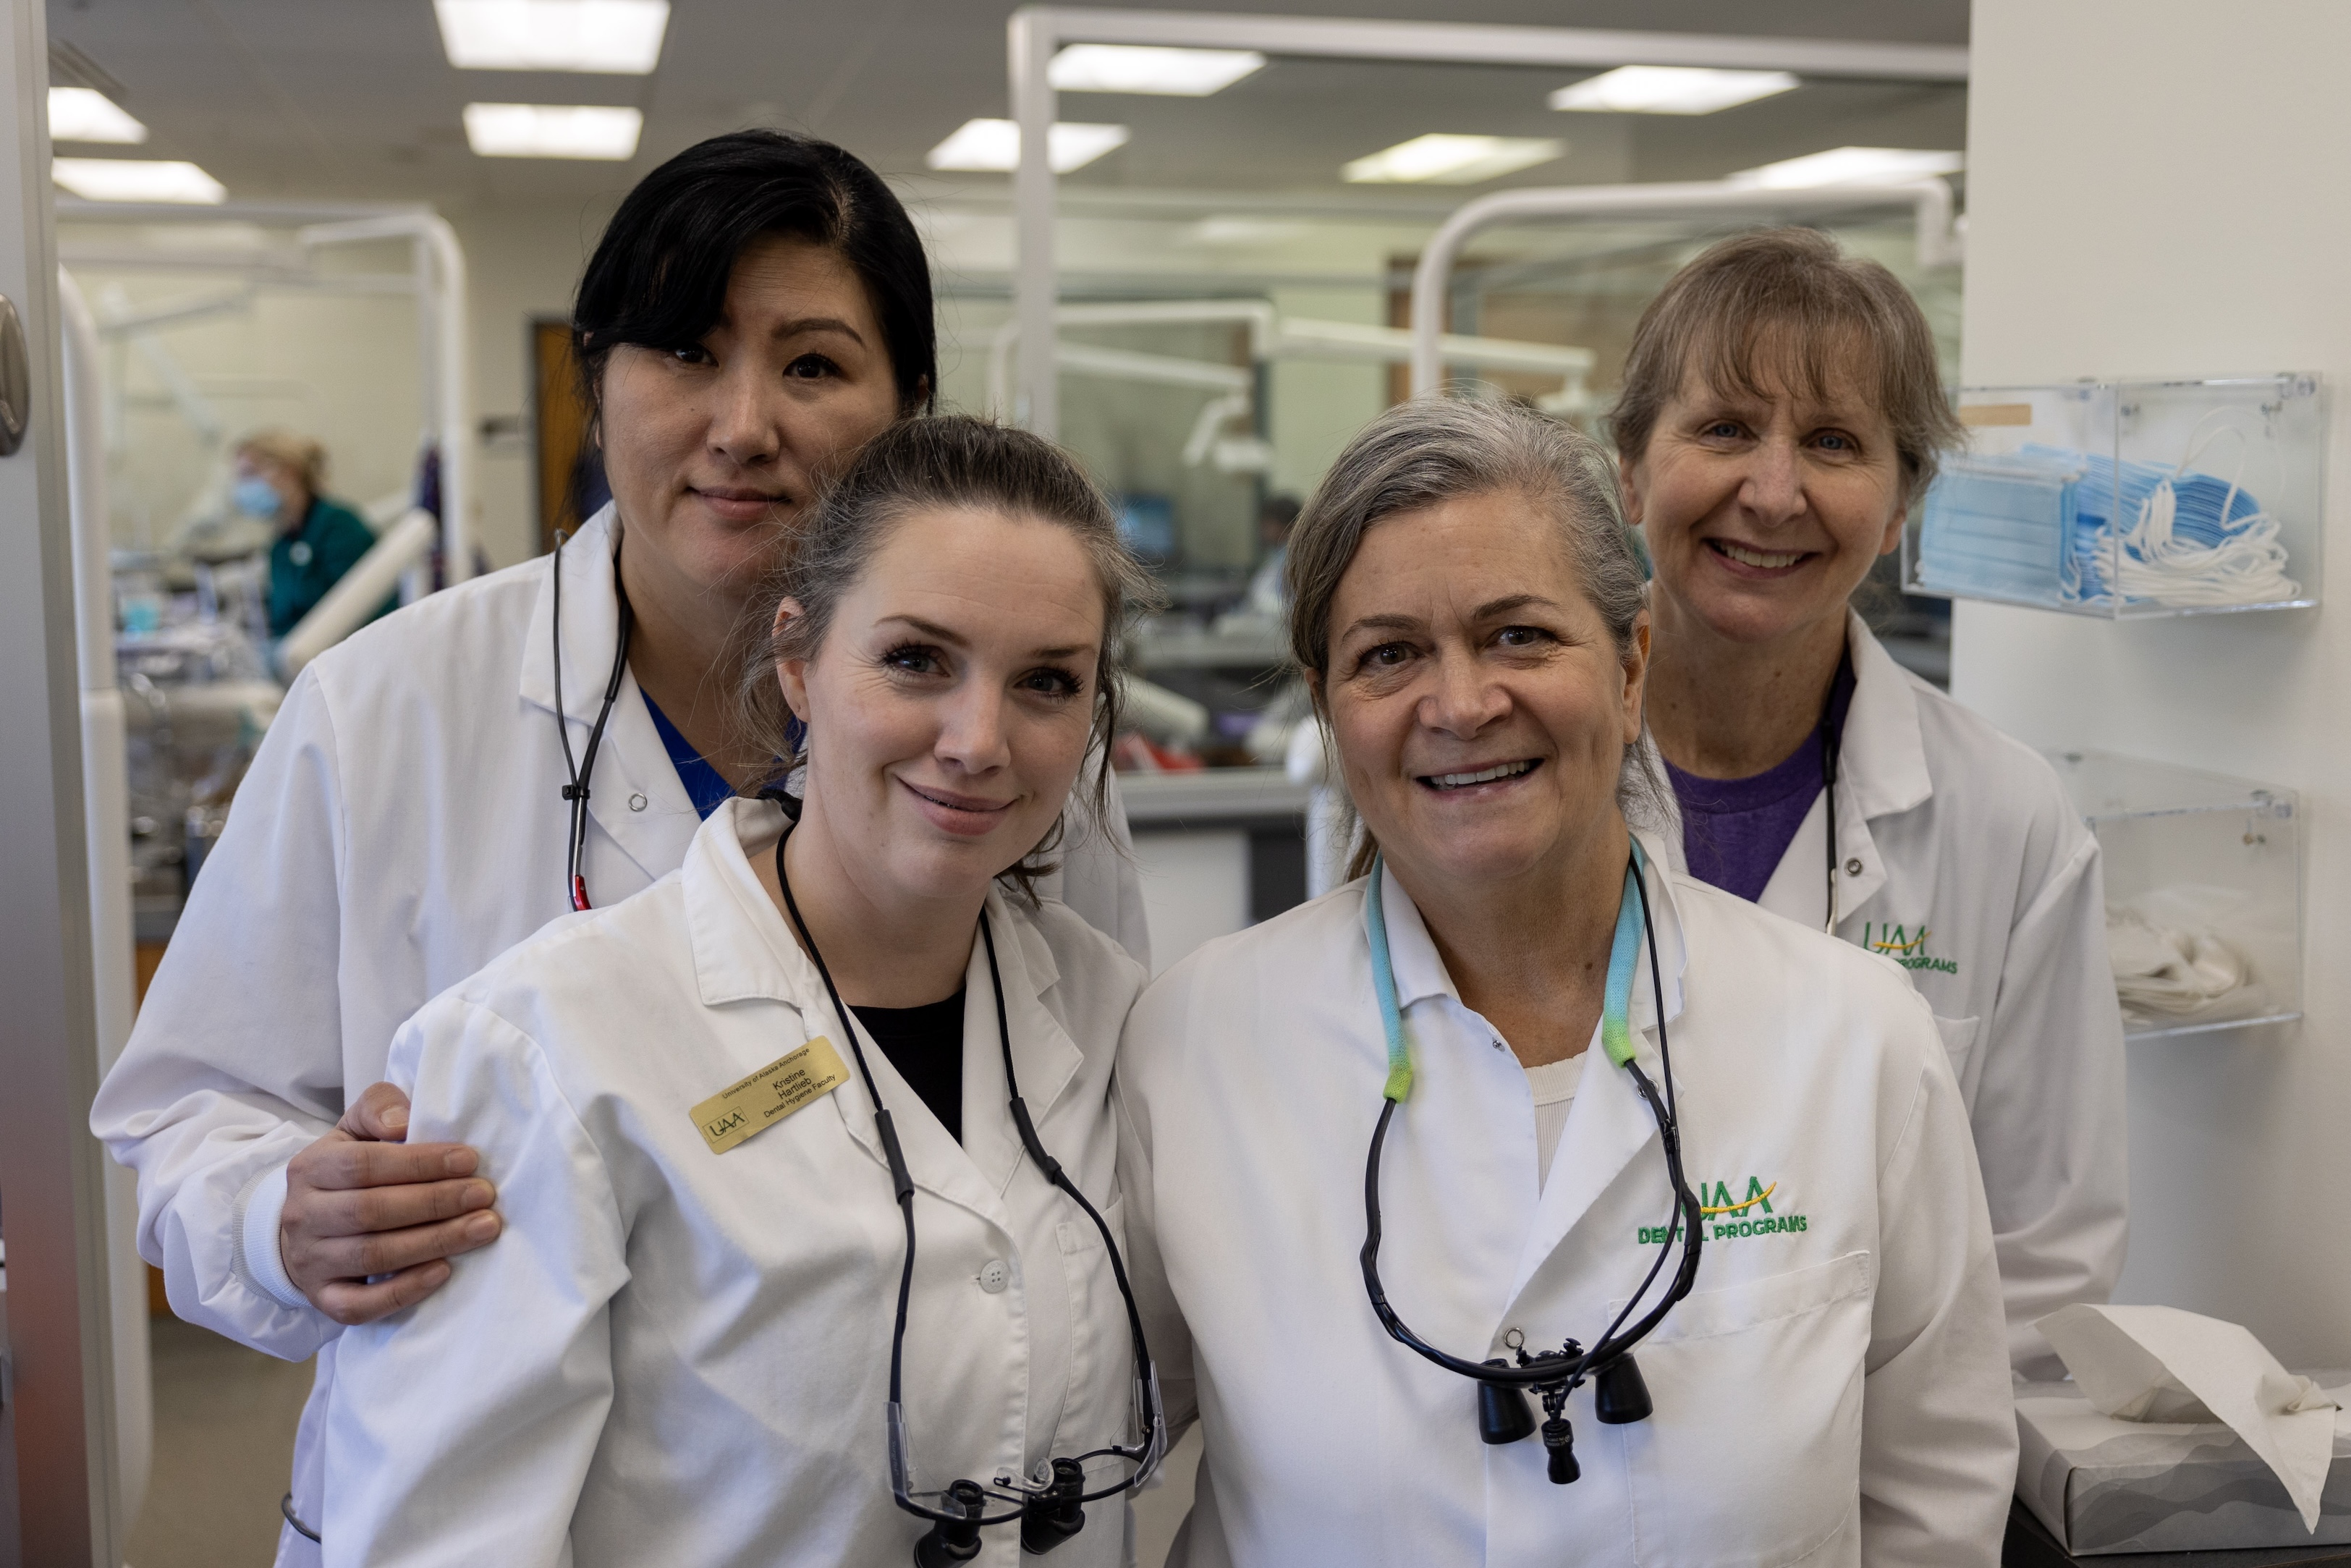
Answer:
1365, 840, 1650, 1103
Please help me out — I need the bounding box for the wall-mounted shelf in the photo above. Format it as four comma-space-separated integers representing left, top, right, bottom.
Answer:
1910, 376, 2325, 618
2046, 750, 2301, 1040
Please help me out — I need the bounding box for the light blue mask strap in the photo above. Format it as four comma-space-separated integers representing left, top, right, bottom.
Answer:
1365, 855, 1413, 1102
1600, 840, 1648, 1069
1365, 838, 1650, 1099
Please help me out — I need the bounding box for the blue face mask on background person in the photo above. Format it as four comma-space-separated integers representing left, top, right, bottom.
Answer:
234, 475, 284, 522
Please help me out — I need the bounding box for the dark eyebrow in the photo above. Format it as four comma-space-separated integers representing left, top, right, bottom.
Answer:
882, 616, 1097, 664
1339, 596, 1560, 643
1472, 594, 1562, 619
775, 316, 865, 346
1337, 612, 1423, 642
883, 614, 968, 647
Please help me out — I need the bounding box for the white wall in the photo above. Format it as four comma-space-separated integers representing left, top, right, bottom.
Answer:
1955, 0, 2351, 1364
452, 200, 613, 569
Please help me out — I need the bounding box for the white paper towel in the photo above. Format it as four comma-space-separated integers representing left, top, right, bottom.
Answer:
2038, 1303, 2340, 1531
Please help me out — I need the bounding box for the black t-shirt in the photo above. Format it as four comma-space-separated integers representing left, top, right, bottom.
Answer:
852, 989, 966, 1145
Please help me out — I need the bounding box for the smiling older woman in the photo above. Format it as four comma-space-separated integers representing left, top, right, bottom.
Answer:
1115, 397, 2016, 1568
1616, 229, 2127, 1378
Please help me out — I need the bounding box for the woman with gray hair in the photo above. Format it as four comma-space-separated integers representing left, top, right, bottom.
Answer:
1116, 397, 2016, 1567
1614, 228, 2127, 1380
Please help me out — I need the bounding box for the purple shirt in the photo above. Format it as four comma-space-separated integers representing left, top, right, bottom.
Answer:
1664, 659, 1857, 904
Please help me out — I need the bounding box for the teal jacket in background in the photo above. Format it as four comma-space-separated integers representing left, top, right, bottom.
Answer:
267, 496, 394, 638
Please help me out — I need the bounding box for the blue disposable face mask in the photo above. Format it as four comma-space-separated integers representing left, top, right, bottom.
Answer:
1918, 426, 2298, 610
234, 475, 283, 522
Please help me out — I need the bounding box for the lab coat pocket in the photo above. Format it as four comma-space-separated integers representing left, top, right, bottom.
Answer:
1614, 1250, 1875, 1568
1051, 1193, 1128, 1457
1931, 1014, 1981, 1092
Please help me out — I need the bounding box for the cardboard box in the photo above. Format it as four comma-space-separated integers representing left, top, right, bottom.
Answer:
2016, 1375, 2351, 1555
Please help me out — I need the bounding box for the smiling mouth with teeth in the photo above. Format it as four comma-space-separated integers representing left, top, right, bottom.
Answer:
1709, 539, 1808, 570
1424, 760, 1538, 790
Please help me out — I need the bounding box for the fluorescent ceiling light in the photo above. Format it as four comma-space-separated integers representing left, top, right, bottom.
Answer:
53, 158, 224, 203
48, 86, 147, 144
462, 103, 643, 159
434, 0, 669, 73
1549, 65, 1797, 115
1731, 145, 1964, 188
1342, 134, 1563, 185
925, 118, 1130, 174
1184, 216, 1308, 247
1048, 44, 1265, 96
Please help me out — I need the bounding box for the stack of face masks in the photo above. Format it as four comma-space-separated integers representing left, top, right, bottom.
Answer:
1918, 438, 2299, 609
1915, 451, 2082, 603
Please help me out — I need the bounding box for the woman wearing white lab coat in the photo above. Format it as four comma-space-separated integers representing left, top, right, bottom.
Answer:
1117, 399, 2016, 1567
1612, 229, 2127, 1376
89, 132, 1145, 1561
325, 415, 1160, 1566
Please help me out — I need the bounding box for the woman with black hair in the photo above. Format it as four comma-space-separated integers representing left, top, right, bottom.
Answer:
90, 130, 1148, 1564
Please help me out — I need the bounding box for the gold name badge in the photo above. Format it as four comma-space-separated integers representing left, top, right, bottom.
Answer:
690, 1035, 851, 1155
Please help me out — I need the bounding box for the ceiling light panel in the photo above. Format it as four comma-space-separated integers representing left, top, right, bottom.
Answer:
48, 86, 147, 144
53, 158, 224, 203
1731, 146, 1963, 187
1549, 66, 1798, 115
1048, 45, 1266, 96
463, 103, 643, 159
1342, 135, 1563, 185
435, 0, 669, 74
925, 119, 1130, 174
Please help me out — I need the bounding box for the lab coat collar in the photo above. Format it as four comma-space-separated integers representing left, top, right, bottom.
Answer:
1816, 613, 1931, 919
517, 503, 697, 891
685, 795, 806, 1009
1369, 836, 1694, 1310
1374, 824, 1687, 1036
1642, 613, 1928, 921
1838, 611, 1933, 824
685, 800, 1083, 1232
517, 503, 622, 724
957, 894, 1086, 1201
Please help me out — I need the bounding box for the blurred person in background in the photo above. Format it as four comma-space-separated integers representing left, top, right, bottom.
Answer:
233, 428, 392, 638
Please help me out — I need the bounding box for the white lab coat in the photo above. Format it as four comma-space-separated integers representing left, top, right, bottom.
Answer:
88, 504, 1150, 1563
1116, 841, 2017, 1568
325, 798, 1148, 1567
1653, 614, 2128, 1376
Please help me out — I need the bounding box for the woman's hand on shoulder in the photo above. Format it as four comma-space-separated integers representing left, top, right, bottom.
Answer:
279, 1082, 503, 1326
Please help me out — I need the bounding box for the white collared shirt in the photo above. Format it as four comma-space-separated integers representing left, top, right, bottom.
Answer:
1654, 613, 2129, 1376
88, 504, 1151, 1561
1116, 839, 2017, 1567
323, 798, 1147, 1567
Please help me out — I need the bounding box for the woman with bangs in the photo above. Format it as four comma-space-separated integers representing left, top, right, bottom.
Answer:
1613, 228, 2127, 1378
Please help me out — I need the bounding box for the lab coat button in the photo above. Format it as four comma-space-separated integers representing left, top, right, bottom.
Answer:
1844, 857, 1863, 875
629, 792, 648, 812
978, 1259, 1010, 1294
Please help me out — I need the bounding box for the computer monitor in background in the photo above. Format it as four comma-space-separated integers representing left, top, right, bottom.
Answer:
1117, 493, 1177, 565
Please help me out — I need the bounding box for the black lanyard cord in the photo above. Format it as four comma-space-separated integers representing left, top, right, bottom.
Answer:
1821, 646, 1855, 935
551, 527, 634, 912
1360, 850, 1703, 1395
771, 829, 1162, 1531
771, 831, 918, 1415
979, 915, 1163, 1505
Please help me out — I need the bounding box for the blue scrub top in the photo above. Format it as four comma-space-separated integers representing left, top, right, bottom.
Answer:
643, 695, 735, 819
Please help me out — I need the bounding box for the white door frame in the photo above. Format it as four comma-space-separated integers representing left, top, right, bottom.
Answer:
0, 0, 122, 1559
